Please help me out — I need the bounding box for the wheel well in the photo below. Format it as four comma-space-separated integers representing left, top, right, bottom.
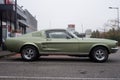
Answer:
20, 45, 39, 54
90, 45, 109, 55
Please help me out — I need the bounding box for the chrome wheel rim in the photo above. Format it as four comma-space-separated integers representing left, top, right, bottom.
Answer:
23, 48, 35, 60
95, 49, 106, 61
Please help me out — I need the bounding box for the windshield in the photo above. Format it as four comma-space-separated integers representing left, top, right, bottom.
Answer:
67, 31, 79, 39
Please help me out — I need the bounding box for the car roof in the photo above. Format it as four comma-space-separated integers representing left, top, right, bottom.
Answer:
25, 29, 66, 34
44, 29, 66, 31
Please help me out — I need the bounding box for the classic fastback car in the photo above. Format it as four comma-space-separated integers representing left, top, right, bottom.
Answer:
5, 29, 118, 62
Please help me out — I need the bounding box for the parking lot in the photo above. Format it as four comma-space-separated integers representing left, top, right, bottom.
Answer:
0, 48, 120, 80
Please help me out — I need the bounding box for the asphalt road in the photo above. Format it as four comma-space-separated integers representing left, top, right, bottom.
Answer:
0, 49, 120, 80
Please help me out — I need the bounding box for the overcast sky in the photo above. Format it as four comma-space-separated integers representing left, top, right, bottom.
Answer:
18, 0, 120, 32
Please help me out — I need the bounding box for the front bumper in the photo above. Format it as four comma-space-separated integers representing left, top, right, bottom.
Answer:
111, 47, 119, 53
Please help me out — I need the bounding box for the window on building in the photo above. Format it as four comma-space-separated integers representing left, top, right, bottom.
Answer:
0, 0, 4, 4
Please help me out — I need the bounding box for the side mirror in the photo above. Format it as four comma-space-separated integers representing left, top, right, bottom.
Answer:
66, 36, 71, 39
46, 38, 51, 41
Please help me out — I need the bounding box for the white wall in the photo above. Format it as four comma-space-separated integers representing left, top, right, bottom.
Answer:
0, 0, 4, 4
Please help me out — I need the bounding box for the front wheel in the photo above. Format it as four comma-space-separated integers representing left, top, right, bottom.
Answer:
90, 47, 109, 62
21, 46, 39, 61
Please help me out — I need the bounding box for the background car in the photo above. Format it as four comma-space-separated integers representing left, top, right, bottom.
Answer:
5, 29, 118, 62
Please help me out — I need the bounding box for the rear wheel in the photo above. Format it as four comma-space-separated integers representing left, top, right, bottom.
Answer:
89, 47, 109, 62
21, 46, 39, 61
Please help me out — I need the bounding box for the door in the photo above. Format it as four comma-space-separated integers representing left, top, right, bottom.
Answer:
41, 30, 79, 53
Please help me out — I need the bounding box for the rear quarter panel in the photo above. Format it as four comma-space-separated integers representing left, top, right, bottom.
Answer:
5, 37, 46, 53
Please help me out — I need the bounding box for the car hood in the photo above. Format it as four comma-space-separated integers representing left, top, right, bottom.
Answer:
78, 38, 117, 43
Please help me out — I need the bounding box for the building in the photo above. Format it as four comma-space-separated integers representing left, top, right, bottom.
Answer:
24, 9, 37, 33
0, 0, 37, 46
85, 29, 92, 38
67, 24, 75, 32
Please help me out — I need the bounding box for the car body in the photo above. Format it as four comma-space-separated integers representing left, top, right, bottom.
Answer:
5, 29, 118, 62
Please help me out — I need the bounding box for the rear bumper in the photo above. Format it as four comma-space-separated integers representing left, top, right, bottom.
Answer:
111, 47, 119, 53
1, 42, 7, 50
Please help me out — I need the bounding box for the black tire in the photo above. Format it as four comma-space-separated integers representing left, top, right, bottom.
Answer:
89, 47, 109, 62
21, 46, 39, 61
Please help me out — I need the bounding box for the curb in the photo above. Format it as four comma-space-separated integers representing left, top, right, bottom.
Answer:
0, 52, 16, 59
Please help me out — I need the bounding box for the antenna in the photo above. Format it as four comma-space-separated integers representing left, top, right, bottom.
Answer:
81, 24, 83, 33
81, 24, 84, 40
49, 20, 52, 29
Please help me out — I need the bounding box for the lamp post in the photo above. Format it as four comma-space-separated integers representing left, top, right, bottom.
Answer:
14, 0, 17, 31
109, 7, 119, 30
0, 12, 3, 47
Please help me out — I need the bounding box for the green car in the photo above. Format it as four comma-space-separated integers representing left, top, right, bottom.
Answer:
5, 29, 118, 62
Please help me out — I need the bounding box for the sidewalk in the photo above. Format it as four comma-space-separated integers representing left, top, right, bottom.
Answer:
0, 47, 16, 58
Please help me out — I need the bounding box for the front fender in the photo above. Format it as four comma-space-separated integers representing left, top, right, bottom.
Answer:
90, 43, 110, 53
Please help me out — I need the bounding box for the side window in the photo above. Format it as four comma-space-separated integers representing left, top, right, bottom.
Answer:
47, 31, 72, 39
